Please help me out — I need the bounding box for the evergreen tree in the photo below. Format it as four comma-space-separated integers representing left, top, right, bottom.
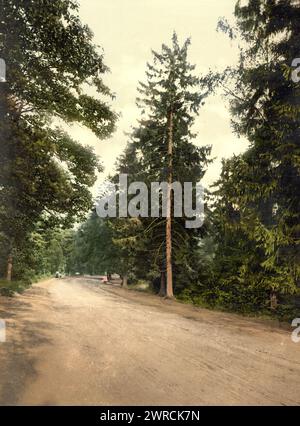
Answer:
65, 212, 119, 276
213, 0, 300, 312
135, 33, 212, 297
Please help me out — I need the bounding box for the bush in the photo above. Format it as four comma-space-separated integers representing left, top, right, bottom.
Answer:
0, 279, 31, 296
274, 304, 300, 323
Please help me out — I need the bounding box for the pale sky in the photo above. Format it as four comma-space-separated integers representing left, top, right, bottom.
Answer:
64, 0, 248, 195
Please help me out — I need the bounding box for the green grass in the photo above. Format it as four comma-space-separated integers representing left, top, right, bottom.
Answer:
0, 274, 52, 297
176, 291, 299, 323
0, 279, 31, 297
128, 280, 154, 294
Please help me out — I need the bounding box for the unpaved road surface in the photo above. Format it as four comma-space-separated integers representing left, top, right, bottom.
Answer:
0, 277, 299, 405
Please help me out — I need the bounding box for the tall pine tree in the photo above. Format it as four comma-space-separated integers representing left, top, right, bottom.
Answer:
135, 33, 212, 297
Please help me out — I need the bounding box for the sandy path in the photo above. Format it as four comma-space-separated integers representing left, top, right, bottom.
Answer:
0, 277, 299, 405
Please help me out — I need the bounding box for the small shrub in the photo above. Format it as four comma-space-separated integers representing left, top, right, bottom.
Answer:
0, 279, 31, 296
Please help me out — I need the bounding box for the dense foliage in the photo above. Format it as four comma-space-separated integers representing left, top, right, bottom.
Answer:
67, 1, 300, 319
207, 0, 300, 315
0, 0, 116, 283
1, 0, 299, 319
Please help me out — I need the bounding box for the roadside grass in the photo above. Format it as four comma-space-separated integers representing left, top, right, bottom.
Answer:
0, 274, 52, 297
176, 292, 299, 323
126, 281, 298, 324
128, 280, 154, 294
0, 280, 30, 297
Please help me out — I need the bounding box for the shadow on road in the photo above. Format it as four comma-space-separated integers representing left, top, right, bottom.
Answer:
0, 291, 54, 405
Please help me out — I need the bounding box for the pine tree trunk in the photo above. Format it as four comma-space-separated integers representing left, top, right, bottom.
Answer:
122, 273, 128, 288
159, 271, 166, 297
166, 109, 174, 298
6, 253, 13, 282
1, 74, 13, 284
0, 79, 7, 119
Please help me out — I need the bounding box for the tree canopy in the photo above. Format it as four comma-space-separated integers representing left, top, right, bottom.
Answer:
0, 0, 117, 281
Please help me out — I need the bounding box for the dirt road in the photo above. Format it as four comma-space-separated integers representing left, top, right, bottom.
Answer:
0, 277, 299, 405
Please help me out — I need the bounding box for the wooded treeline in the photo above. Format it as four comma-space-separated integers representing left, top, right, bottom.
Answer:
1, 1, 299, 318
0, 0, 117, 289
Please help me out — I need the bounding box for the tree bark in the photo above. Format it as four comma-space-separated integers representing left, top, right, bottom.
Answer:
122, 273, 128, 288
6, 253, 13, 282
1, 68, 13, 284
166, 108, 174, 298
159, 271, 166, 297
